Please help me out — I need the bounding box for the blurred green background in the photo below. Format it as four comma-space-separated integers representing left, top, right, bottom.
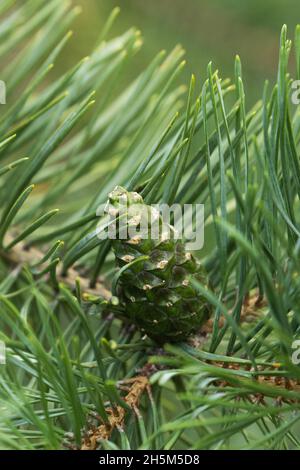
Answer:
68, 0, 299, 104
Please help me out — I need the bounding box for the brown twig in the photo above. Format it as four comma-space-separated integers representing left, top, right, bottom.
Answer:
200, 290, 267, 336
81, 376, 150, 450
1, 234, 111, 300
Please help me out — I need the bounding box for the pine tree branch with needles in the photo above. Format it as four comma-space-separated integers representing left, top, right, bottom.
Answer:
0, 0, 300, 451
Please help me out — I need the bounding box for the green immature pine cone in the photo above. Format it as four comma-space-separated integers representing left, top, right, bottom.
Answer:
105, 186, 211, 343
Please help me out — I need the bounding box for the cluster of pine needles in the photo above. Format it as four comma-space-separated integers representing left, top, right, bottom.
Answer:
0, 0, 300, 450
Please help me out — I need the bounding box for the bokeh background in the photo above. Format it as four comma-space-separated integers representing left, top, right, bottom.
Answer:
66, 0, 300, 104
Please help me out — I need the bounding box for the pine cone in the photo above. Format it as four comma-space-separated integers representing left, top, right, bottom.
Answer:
106, 186, 211, 343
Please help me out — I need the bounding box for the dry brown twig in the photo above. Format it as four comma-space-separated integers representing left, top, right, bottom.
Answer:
80, 376, 150, 450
